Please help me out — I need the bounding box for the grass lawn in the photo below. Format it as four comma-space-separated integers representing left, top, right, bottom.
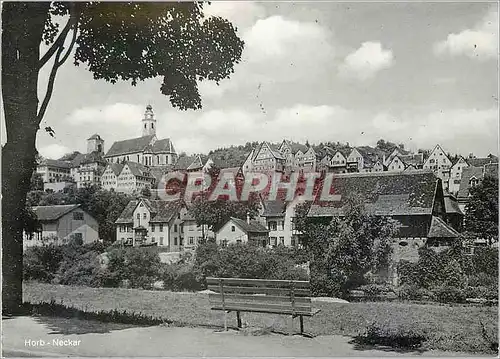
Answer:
24, 281, 498, 354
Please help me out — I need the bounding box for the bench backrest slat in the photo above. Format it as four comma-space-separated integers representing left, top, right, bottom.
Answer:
210, 301, 312, 314
207, 284, 310, 297
209, 293, 311, 305
206, 277, 310, 289
207, 277, 313, 315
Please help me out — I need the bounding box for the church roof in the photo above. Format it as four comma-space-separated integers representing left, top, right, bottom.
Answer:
105, 135, 155, 157
152, 138, 175, 154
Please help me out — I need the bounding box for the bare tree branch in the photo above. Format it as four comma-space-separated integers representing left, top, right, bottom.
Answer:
57, 26, 77, 67
38, 16, 72, 69
37, 45, 64, 122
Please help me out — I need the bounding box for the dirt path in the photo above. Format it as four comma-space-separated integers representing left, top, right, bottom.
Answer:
2, 316, 488, 357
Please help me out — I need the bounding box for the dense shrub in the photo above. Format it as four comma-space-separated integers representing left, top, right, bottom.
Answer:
357, 283, 395, 299
162, 262, 202, 291
464, 286, 498, 300
106, 248, 162, 289
193, 242, 309, 287
433, 286, 466, 304
54, 250, 103, 287
397, 284, 434, 301
23, 244, 64, 282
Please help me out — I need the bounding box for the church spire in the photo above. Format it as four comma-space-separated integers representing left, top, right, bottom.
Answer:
142, 104, 156, 137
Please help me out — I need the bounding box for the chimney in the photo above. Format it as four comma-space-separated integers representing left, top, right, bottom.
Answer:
246, 212, 250, 225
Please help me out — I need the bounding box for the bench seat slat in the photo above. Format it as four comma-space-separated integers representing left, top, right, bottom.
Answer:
206, 277, 310, 289
209, 293, 311, 305
211, 306, 314, 316
207, 285, 310, 297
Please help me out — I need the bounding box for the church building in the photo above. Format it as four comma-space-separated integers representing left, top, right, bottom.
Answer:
104, 105, 178, 167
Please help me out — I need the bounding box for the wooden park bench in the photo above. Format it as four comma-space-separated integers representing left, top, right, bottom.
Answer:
206, 277, 320, 337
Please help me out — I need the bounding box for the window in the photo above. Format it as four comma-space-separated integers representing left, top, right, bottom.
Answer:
174, 237, 178, 245
270, 237, 277, 246
73, 212, 84, 220
279, 237, 285, 245
268, 221, 277, 231
159, 237, 164, 245
279, 221, 284, 230
159, 224, 163, 232
180, 238, 183, 245
174, 224, 178, 232
73, 232, 83, 241
151, 224, 155, 232
189, 237, 194, 245
231, 225, 236, 232
143, 213, 147, 219
152, 237, 156, 243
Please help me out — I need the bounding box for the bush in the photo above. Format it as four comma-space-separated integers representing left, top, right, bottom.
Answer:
355, 322, 428, 350
162, 262, 202, 292
357, 283, 395, 299
397, 284, 434, 301
468, 272, 498, 288
193, 242, 309, 288
106, 248, 162, 289
23, 244, 64, 282
54, 250, 103, 287
433, 286, 466, 304
464, 286, 498, 300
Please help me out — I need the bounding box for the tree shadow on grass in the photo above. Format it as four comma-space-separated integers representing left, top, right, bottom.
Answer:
349, 333, 426, 355
348, 337, 427, 355
33, 316, 139, 335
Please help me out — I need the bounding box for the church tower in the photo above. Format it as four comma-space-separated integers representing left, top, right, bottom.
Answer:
142, 104, 157, 137
87, 134, 104, 154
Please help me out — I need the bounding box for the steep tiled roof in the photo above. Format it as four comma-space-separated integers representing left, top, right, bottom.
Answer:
115, 199, 185, 224
308, 171, 438, 217
81, 151, 107, 165
444, 194, 463, 215
87, 134, 102, 140
285, 140, 309, 155
147, 200, 185, 223
149, 166, 173, 182
261, 200, 287, 217
108, 163, 124, 176
40, 159, 72, 169
173, 156, 196, 170
105, 135, 154, 157
428, 216, 460, 238
467, 156, 498, 167
219, 167, 242, 177
457, 166, 484, 199
152, 138, 175, 153
230, 217, 269, 234
126, 162, 152, 178
32, 204, 81, 221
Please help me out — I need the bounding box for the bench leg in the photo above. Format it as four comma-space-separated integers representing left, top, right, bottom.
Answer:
224, 311, 228, 331
237, 311, 242, 328
300, 315, 304, 334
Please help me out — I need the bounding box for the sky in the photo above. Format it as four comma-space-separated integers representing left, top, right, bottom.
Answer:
2, 2, 498, 159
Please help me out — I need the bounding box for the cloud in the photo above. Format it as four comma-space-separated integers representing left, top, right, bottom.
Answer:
434, 8, 499, 61
203, 1, 265, 31
68, 103, 144, 126
339, 42, 395, 81
198, 15, 336, 99
38, 144, 71, 159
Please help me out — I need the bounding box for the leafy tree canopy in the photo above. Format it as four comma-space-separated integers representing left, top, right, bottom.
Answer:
464, 175, 499, 242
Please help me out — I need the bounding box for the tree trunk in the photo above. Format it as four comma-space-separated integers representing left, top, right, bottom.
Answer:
2, 2, 49, 315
